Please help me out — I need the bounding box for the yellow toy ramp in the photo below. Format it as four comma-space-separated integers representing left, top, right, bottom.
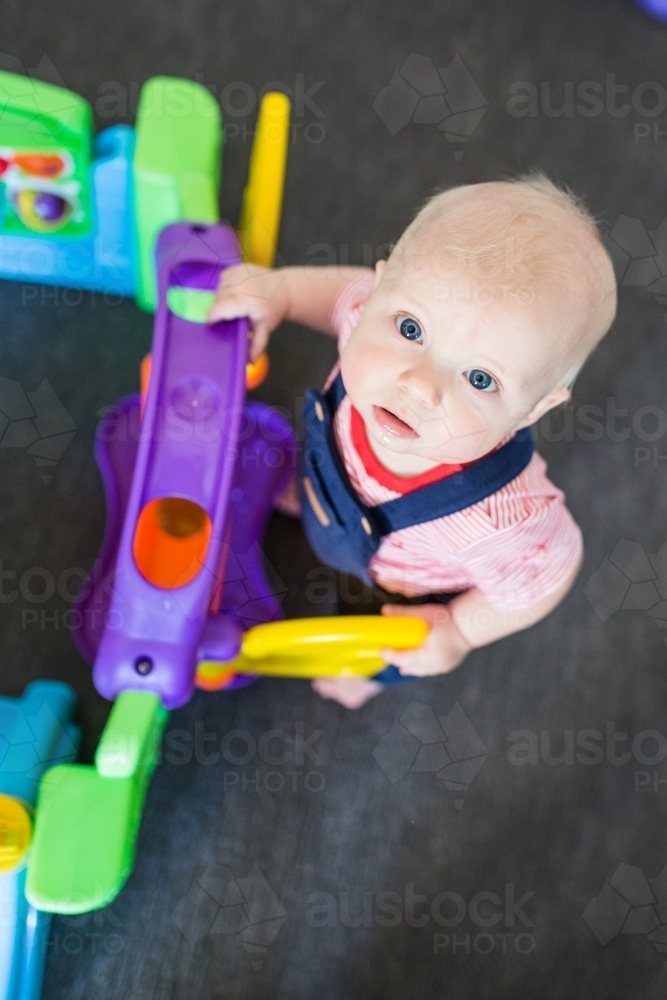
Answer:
196, 615, 428, 686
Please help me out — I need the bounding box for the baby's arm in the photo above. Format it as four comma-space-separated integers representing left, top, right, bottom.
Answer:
208, 264, 372, 359
382, 554, 582, 676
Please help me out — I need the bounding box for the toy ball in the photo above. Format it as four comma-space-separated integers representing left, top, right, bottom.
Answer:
13, 189, 71, 231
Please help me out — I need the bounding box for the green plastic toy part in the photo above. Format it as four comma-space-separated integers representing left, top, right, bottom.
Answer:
0, 69, 93, 238
26, 691, 168, 914
166, 286, 216, 323
132, 77, 222, 312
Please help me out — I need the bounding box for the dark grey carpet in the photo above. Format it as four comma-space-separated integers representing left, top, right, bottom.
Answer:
1, 0, 667, 996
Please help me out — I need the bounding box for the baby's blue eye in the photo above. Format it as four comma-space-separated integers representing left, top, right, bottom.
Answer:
397, 316, 422, 341
467, 369, 497, 392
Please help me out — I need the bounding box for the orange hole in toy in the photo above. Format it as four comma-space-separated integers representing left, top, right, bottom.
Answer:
139, 353, 152, 418
133, 497, 212, 589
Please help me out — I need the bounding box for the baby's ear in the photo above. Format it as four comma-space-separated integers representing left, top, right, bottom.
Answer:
515, 385, 571, 429
374, 259, 387, 286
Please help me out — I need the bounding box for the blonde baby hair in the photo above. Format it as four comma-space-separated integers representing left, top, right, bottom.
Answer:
389, 173, 617, 388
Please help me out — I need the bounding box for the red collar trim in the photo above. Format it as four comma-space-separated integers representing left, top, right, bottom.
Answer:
349, 405, 467, 494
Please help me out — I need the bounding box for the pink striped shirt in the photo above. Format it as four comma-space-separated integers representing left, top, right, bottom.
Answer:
326, 271, 583, 609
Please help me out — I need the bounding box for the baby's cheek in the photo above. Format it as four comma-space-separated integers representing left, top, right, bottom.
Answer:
340, 338, 387, 397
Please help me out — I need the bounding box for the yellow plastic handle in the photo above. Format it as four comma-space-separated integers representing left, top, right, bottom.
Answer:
238, 91, 290, 269
239, 90, 290, 390
196, 615, 428, 685
243, 616, 427, 659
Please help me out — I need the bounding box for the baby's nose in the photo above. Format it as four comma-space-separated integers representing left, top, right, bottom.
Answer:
397, 368, 443, 409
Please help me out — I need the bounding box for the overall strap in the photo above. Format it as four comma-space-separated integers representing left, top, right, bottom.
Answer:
323, 371, 347, 413
373, 428, 535, 535
318, 370, 534, 536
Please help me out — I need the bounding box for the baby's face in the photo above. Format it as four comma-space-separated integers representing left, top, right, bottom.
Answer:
340, 260, 576, 472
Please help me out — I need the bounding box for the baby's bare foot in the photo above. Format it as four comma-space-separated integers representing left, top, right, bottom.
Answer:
274, 476, 302, 517
312, 677, 384, 709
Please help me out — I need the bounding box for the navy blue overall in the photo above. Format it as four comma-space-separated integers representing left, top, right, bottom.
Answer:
299, 373, 534, 683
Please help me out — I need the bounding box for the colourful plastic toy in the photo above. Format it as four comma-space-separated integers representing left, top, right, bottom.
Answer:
0, 70, 293, 317
24, 221, 426, 917
0, 72, 221, 311
0, 682, 79, 1000
25, 221, 297, 914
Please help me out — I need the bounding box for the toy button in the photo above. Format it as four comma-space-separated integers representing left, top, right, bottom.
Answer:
0, 794, 32, 873
314, 401, 324, 422
360, 516, 372, 536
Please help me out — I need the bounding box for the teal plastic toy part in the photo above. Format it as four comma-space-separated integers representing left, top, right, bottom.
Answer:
132, 77, 222, 312
0, 681, 80, 1000
26, 691, 168, 915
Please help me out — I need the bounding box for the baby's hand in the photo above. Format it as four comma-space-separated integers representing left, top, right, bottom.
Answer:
207, 263, 291, 361
381, 603, 472, 677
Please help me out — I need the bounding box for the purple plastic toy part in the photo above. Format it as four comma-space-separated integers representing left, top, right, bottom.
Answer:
634, 0, 667, 19
74, 396, 296, 674
77, 222, 298, 709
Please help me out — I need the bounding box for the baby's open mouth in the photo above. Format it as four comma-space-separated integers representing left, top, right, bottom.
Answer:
372, 405, 419, 439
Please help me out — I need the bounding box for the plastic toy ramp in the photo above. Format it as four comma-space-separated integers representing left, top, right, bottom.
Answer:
0, 681, 80, 1000
93, 222, 249, 710
133, 78, 222, 311
196, 615, 429, 687
26, 691, 167, 915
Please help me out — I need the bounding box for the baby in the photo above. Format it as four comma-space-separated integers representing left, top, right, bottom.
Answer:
209, 176, 617, 708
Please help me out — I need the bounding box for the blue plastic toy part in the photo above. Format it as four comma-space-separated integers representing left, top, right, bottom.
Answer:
634, 0, 667, 19
0, 126, 137, 296
0, 682, 80, 1000
0, 871, 51, 1000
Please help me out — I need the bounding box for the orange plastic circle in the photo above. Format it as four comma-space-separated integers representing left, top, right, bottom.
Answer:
246, 352, 269, 390
195, 663, 238, 691
15, 153, 65, 177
